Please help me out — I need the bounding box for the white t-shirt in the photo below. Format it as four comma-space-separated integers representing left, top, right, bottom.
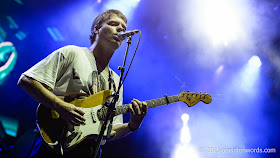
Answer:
23, 45, 123, 126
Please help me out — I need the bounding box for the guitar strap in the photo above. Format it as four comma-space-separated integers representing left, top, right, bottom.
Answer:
108, 70, 116, 92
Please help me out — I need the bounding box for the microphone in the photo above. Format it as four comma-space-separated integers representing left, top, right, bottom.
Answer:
117, 30, 139, 40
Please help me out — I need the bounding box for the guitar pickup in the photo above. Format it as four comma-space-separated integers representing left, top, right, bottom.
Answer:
76, 131, 82, 140
91, 110, 96, 123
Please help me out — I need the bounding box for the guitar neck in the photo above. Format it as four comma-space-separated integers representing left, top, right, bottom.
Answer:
118, 95, 180, 115
98, 95, 180, 119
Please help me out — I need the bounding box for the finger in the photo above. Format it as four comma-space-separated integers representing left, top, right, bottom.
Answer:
75, 108, 85, 116
75, 118, 86, 125
63, 116, 79, 126
73, 111, 86, 122
129, 103, 135, 115
132, 100, 141, 115
142, 101, 147, 114
134, 99, 143, 111
67, 113, 85, 126
68, 111, 86, 123
73, 109, 86, 121
70, 119, 82, 126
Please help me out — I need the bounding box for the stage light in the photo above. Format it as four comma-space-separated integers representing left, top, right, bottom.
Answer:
0, 26, 7, 43
189, 0, 246, 47
0, 42, 17, 85
180, 113, 191, 144
14, 0, 23, 5
0, 115, 19, 137
6, 16, 19, 30
181, 113, 189, 122
230, 55, 261, 96
180, 114, 191, 144
248, 55, 262, 68
201, 0, 242, 46
15, 31, 26, 40
172, 113, 199, 158
47, 27, 64, 41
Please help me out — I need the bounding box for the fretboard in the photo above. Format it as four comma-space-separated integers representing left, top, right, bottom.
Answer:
98, 95, 180, 119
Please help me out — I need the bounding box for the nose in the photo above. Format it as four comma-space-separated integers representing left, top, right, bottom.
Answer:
117, 26, 124, 33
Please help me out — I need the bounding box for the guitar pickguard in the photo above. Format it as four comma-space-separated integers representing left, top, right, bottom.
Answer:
63, 105, 116, 149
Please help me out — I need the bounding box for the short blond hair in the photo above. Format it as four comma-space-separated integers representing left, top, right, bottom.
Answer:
89, 9, 127, 44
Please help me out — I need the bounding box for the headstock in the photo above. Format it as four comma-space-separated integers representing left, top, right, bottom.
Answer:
178, 91, 212, 107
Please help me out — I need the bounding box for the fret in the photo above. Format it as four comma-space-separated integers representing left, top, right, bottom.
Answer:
117, 95, 180, 115
98, 95, 180, 120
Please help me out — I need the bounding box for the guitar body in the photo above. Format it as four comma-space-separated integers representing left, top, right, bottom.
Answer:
36, 89, 212, 152
36, 90, 115, 152
36, 104, 65, 152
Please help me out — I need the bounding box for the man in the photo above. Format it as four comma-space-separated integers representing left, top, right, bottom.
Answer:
17, 9, 147, 158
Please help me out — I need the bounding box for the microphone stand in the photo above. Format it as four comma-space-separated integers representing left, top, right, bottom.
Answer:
94, 36, 132, 158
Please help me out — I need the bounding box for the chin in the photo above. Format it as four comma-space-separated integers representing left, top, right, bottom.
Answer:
107, 43, 119, 51
111, 40, 121, 49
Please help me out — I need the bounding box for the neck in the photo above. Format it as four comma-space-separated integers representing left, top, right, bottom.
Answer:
89, 41, 114, 74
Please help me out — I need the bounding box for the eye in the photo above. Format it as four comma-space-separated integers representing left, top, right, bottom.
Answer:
108, 21, 118, 26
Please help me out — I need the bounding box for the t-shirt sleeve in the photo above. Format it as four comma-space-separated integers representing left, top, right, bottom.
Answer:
22, 49, 65, 90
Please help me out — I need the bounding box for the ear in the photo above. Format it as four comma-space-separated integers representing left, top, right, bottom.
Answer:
94, 26, 99, 34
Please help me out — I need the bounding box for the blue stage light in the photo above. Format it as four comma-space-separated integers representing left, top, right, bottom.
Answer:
47, 27, 64, 41
6, 16, 19, 30
0, 42, 18, 85
0, 115, 19, 137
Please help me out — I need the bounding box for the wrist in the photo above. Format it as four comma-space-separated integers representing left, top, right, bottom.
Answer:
53, 100, 64, 112
128, 122, 138, 132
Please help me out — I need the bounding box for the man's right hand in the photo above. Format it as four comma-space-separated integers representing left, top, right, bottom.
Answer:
17, 75, 86, 126
56, 102, 86, 126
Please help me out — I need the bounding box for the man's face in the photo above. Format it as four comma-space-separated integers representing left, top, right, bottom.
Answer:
97, 14, 127, 48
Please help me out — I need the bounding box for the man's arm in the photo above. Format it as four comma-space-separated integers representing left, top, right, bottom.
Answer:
18, 74, 146, 139
110, 99, 147, 140
17, 74, 86, 126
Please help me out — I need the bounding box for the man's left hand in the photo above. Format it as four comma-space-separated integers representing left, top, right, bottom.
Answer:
128, 99, 148, 131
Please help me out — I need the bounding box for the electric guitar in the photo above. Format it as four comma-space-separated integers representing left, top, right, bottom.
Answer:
36, 90, 212, 152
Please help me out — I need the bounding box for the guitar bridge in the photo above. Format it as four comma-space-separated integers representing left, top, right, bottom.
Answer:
64, 132, 78, 148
